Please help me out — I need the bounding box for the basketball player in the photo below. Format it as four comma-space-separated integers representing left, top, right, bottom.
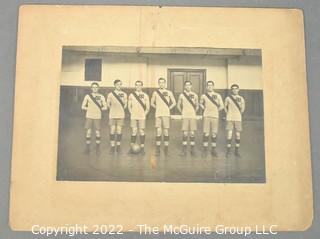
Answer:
150, 77, 176, 156
177, 80, 199, 156
224, 84, 245, 157
128, 81, 150, 155
81, 82, 107, 155
199, 81, 224, 157
106, 79, 127, 154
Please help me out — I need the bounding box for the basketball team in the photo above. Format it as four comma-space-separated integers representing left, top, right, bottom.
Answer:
81, 78, 245, 158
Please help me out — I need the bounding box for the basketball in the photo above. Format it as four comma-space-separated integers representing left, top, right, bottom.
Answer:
131, 144, 141, 154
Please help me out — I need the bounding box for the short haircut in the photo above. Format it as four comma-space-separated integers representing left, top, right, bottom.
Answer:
184, 80, 192, 85
230, 84, 239, 89
135, 80, 143, 86
91, 82, 99, 87
114, 79, 122, 85
207, 81, 214, 86
158, 77, 166, 83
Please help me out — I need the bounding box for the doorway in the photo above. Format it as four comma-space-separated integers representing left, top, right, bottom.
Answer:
167, 68, 206, 115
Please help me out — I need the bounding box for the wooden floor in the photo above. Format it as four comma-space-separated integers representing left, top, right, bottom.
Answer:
57, 116, 265, 183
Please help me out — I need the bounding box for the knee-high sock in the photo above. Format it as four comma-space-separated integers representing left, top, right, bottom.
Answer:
110, 134, 115, 147
116, 134, 122, 146
226, 139, 232, 148
96, 136, 101, 145
86, 130, 91, 145
131, 135, 137, 145
203, 134, 209, 147
190, 136, 195, 146
95, 131, 101, 145
182, 135, 188, 146
164, 135, 169, 146
86, 136, 91, 145
156, 135, 161, 146
140, 135, 145, 148
235, 138, 240, 148
211, 135, 217, 148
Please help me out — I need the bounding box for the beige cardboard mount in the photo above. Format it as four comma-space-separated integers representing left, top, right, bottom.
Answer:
9, 5, 313, 232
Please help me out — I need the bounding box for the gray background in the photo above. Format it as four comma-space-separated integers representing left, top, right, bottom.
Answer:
0, 0, 318, 238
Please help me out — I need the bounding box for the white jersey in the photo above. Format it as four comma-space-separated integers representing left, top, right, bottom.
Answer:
177, 91, 199, 119
81, 93, 106, 119
106, 90, 127, 119
225, 95, 245, 121
200, 91, 224, 118
151, 89, 176, 117
128, 91, 150, 120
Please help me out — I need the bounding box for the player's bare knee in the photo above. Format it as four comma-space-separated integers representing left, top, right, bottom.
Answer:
139, 128, 145, 136
156, 128, 162, 136
116, 126, 122, 134
95, 130, 100, 137
235, 132, 241, 139
132, 127, 138, 136
110, 126, 116, 134
183, 131, 188, 137
86, 128, 92, 137
190, 131, 195, 137
163, 129, 169, 136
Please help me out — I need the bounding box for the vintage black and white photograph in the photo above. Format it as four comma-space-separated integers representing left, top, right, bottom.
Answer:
57, 46, 264, 183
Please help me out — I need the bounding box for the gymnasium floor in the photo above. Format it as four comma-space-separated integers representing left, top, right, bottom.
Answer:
57, 116, 265, 183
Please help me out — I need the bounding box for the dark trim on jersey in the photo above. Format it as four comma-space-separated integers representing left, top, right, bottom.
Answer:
132, 92, 146, 111
205, 93, 219, 109
183, 92, 196, 111
89, 93, 102, 111
111, 91, 125, 109
156, 89, 172, 108
228, 95, 242, 114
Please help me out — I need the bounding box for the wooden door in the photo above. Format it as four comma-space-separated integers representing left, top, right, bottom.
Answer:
168, 69, 206, 115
